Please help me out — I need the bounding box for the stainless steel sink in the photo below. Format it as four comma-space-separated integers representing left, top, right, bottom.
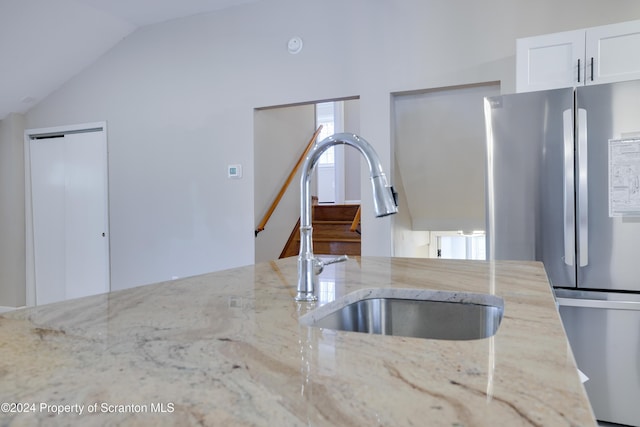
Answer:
299, 289, 504, 340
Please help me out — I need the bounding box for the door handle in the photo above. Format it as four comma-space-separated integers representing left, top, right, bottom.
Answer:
577, 58, 581, 83
562, 109, 575, 266
556, 297, 640, 311
577, 108, 588, 267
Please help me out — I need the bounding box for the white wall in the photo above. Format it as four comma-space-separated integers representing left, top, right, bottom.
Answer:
22, 0, 640, 290
343, 99, 362, 202
0, 113, 26, 306
392, 154, 431, 259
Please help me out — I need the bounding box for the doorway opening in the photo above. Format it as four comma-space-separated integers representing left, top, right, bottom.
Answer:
253, 97, 360, 262
392, 81, 500, 259
316, 101, 343, 204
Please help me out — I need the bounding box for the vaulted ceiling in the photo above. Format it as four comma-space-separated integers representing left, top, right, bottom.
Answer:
0, 0, 261, 120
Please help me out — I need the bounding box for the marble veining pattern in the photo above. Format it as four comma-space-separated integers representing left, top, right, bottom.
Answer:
0, 257, 596, 426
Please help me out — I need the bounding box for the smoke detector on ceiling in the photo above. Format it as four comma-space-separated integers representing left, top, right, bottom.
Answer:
287, 36, 303, 54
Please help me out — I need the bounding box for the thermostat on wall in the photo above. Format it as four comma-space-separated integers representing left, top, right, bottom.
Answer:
228, 164, 242, 179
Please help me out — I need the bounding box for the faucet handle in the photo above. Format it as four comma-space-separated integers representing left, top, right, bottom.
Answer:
324, 255, 349, 266
313, 255, 349, 275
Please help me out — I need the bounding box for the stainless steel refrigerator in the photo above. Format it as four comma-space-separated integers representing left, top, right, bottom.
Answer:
485, 79, 640, 427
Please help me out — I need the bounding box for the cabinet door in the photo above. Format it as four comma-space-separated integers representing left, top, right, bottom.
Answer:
585, 20, 640, 85
516, 29, 585, 93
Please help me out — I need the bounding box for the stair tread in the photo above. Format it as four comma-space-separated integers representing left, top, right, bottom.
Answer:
312, 229, 357, 236
311, 219, 353, 225
313, 204, 360, 221
312, 237, 360, 242
287, 236, 360, 242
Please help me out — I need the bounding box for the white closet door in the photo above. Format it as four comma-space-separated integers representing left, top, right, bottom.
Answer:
30, 138, 66, 304
30, 130, 109, 305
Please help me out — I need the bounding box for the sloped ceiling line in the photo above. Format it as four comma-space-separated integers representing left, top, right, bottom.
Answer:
0, 0, 261, 120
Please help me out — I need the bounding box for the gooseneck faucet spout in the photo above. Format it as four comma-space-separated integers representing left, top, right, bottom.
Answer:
296, 133, 398, 301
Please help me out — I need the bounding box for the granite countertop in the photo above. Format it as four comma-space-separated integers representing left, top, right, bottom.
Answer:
0, 257, 596, 426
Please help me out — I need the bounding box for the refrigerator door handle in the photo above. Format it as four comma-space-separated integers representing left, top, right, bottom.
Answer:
563, 109, 575, 266
577, 108, 588, 267
556, 297, 640, 311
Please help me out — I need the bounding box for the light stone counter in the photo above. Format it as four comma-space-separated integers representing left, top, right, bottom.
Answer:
0, 257, 596, 426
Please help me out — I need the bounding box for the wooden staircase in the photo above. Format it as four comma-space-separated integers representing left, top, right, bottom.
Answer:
280, 204, 361, 258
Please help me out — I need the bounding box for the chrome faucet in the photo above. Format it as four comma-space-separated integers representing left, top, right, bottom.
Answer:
296, 133, 398, 301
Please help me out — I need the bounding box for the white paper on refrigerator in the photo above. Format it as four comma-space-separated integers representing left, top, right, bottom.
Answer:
609, 137, 640, 217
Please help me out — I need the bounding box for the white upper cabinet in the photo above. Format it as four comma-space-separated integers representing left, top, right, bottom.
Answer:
516, 29, 584, 93
516, 20, 640, 93
586, 20, 640, 85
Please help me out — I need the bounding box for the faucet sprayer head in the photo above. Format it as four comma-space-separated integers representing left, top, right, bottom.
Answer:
371, 174, 398, 217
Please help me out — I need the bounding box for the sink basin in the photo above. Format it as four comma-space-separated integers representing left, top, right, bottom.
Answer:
299, 288, 504, 340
